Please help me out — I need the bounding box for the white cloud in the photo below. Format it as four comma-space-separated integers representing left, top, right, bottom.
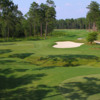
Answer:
65, 3, 71, 6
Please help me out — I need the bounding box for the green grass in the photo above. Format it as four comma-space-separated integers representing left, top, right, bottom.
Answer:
60, 74, 100, 100
0, 29, 100, 100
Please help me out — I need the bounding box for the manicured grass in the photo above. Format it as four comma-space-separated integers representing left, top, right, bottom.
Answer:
60, 74, 100, 100
0, 29, 100, 100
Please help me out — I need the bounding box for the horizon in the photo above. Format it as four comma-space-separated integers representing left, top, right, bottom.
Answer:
13, 0, 100, 19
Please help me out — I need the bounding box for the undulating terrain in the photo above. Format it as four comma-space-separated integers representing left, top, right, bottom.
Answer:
0, 29, 100, 100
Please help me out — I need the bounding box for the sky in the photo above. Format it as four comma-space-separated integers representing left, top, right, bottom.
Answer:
13, 0, 100, 19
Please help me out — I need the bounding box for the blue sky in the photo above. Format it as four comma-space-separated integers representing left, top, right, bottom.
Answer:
13, 0, 100, 19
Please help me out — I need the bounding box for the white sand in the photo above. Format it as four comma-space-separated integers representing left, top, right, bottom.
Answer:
53, 41, 84, 48
94, 41, 100, 44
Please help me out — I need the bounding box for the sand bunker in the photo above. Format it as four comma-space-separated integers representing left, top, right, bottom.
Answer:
53, 41, 84, 48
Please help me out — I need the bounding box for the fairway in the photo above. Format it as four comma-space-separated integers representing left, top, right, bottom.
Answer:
0, 29, 100, 100
60, 74, 100, 100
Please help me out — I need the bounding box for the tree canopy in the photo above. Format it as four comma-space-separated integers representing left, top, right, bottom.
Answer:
0, 0, 100, 41
86, 1, 100, 31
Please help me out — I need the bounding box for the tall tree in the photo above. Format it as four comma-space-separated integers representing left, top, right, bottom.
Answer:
87, 1, 100, 31
39, 3, 45, 37
0, 0, 23, 40
28, 2, 40, 36
45, 0, 56, 39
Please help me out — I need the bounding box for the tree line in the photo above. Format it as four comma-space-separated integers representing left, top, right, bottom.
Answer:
0, 0, 56, 40
55, 18, 87, 29
0, 0, 23, 40
0, 0, 100, 40
56, 1, 100, 31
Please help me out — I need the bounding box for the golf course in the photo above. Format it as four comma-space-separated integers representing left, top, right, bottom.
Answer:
0, 29, 100, 100
1, 0, 100, 100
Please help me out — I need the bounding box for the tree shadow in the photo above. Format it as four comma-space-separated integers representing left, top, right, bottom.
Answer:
0, 68, 61, 100
67, 34, 77, 38
0, 68, 46, 91
0, 73, 46, 91
37, 54, 99, 67
0, 68, 28, 75
0, 43, 16, 46
9, 53, 34, 59
0, 59, 32, 65
0, 68, 15, 75
15, 69, 28, 72
0, 84, 61, 100
0, 49, 12, 54
60, 76, 100, 100
27, 38, 44, 41
0, 60, 16, 64
34, 66, 56, 71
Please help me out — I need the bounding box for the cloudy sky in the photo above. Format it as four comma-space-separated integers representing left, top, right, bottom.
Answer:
13, 0, 100, 19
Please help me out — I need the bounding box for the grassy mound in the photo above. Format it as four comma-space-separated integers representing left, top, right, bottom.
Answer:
60, 74, 100, 100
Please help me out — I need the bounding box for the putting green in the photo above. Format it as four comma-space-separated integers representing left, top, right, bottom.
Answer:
60, 74, 100, 100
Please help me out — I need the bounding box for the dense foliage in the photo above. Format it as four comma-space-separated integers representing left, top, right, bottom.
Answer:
0, 0, 56, 39
0, 0, 100, 40
87, 32, 98, 44
87, 1, 100, 31
0, 0, 23, 40
55, 18, 87, 29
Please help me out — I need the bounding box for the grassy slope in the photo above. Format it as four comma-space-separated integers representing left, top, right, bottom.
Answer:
0, 29, 100, 100
60, 74, 100, 100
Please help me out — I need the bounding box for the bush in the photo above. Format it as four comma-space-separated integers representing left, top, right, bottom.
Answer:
87, 32, 98, 44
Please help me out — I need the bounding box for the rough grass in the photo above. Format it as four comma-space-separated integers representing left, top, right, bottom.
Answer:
0, 29, 100, 100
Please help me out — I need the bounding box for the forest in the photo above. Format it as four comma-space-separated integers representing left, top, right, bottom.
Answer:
0, 0, 56, 40
0, 0, 100, 40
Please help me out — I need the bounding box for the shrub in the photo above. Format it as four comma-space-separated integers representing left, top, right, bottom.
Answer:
87, 32, 98, 44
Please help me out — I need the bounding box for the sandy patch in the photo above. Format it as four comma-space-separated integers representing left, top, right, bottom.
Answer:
53, 41, 84, 48
94, 41, 100, 44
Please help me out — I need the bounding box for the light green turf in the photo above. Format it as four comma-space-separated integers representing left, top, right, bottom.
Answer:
0, 29, 100, 100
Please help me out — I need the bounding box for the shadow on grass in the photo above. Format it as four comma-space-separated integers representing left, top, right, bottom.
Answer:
34, 66, 56, 71
0, 73, 46, 90
9, 53, 34, 59
37, 54, 99, 67
0, 38, 43, 43
0, 43, 16, 46
15, 69, 28, 72
0, 85, 61, 100
0, 59, 32, 65
0, 68, 28, 75
0, 68, 61, 100
0, 60, 16, 64
0, 68, 46, 91
60, 77, 100, 100
0, 49, 12, 54
67, 34, 77, 38
0, 68, 15, 75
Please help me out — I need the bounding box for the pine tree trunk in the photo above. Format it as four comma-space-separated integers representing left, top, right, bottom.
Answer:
89, 23, 91, 32
45, 22, 48, 39
93, 22, 96, 31
40, 23, 42, 37
8, 27, 9, 41
34, 23, 36, 36
30, 24, 32, 37
25, 30, 27, 39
